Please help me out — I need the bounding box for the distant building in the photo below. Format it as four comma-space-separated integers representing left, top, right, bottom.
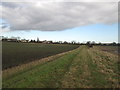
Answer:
42, 40, 53, 44
2, 38, 17, 42
21, 39, 29, 42
7, 39, 18, 42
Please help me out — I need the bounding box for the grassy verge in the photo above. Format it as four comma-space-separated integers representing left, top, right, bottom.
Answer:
89, 47, 119, 88
61, 46, 111, 88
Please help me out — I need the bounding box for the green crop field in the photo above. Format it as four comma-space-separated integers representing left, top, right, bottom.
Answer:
3, 45, 119, 88
2, 42, 79, 69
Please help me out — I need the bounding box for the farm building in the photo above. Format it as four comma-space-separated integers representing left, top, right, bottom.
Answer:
2, 38, 18, 42
42, 40, 53, 44
21, 39, 29, 42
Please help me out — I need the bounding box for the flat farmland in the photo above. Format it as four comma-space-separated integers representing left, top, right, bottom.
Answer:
2, 42, 79, 69
3, 46, 119, 88
94, 46, 119, 55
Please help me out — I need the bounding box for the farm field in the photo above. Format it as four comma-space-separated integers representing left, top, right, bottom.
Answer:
3, 45, 119, 88
2, 42, 79, 69
94, 46, 119, 55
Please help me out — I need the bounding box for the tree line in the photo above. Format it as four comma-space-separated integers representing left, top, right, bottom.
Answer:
0, 36, 119, 46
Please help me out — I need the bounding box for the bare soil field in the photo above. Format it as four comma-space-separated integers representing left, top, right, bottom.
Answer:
94, 46, 119, 55
2, 42, 79, 69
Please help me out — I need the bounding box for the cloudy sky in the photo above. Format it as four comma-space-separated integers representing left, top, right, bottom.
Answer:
0, 0, 119, 43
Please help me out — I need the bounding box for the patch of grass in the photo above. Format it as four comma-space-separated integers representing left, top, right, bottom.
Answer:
61, 46, 109, 88
89, 47, 119, 88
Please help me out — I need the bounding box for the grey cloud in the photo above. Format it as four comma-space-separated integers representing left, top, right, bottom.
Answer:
0, 2, 118, 31
2, 25, 8, 29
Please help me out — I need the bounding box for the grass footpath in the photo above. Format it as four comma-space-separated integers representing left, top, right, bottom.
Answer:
3, 46, 119, 88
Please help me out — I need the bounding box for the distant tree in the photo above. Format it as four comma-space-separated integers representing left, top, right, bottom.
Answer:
112, 42, 116, 46
77, 42, 80, 45
30, 40, 34, 42
48, 41, 53, 44
63, 41, 68, 44
86, 41, 91, 45
86, 41, 93, 48
91, 41, 96, 45
17, 37, 21, 40
71, 40, 76, 44
37, 37, 39, 42
58, 41, 62, 44
98, 42, 102, 45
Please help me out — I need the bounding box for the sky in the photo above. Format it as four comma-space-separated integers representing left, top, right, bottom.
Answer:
0, 0, 119, 43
